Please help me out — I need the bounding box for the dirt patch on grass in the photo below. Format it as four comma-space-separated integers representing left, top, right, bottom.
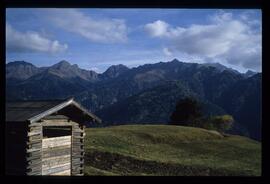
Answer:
85, 149, 252, 176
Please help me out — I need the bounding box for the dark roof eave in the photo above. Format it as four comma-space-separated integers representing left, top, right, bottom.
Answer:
28, 98, 102, 124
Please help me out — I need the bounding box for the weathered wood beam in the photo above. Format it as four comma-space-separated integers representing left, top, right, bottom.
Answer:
27, 131, 42, 137
42, 136, 71, 148
42, 148, 71, 159
42, 159, 71, 171
42, 163, 71, 175
42, 121, 73, 127
50, 169, 71, 176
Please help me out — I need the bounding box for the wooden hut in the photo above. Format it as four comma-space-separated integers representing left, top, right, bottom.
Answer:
5, 98, 101, 176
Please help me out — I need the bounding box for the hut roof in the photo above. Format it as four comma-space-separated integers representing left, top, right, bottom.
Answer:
6, 98, 101, 123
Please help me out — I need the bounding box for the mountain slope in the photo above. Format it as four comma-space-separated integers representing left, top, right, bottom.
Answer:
6, 72, 87, 100
77, 59, 244, 112
216, 73, 262, 140
96, 81, 226, 125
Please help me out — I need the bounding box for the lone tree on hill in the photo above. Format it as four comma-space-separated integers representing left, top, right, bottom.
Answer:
169, 97, 203, 126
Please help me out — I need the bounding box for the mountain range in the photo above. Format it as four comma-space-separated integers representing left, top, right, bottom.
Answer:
6, 59, 261, 140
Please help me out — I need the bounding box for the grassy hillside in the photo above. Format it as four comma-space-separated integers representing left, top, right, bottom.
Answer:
84, 125, 261, 176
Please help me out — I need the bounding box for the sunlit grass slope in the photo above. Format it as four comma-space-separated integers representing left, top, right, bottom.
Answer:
84, 125, 261, 176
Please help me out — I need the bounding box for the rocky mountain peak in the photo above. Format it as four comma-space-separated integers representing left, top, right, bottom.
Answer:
171, 58, 180, 63
244, 70, 257, 78
6, 61, 40, 80
103, 64, 129, 78
51, 60, 71, 70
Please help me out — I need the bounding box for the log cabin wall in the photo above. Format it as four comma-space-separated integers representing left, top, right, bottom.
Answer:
27, 116, 86, 176
26, 120, 43, 175
71, 121, 85, 176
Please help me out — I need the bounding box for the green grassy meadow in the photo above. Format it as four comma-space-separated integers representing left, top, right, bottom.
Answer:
84, 125, 261, 176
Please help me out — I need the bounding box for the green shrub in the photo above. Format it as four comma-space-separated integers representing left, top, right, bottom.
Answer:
207, 115, 234, 132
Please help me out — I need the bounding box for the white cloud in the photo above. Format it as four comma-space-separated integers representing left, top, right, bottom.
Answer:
89, 67, 101, 73
145, 20, 170, 37
163, 47, 172, 56
144, 11, 262, 72
45, 9, 128, 43
6, 23, 68, 53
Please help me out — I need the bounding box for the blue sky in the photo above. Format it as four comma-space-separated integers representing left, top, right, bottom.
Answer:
6, 8, 261, 73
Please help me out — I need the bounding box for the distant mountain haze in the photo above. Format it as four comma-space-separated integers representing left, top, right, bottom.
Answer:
6, 59, 261, 140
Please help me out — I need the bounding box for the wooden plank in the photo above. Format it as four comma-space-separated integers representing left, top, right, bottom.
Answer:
42, 140, 71, 149
42, 144, 71, 153
72, 148, 84, 152
26, 147, 41, 153
42, 162, 70, 171
72, 142, 84, 147
28, 159, 42, 166
42, 152, 70, 160
28, 131, 42, 136
42, 143, 70, 150
27, 170, 42, 175
27, 154, 41, 161
42, 136, 71, 149
72, 140, 84, 143
42, 163, 70, 175
71, 161, 84, 167
29, 135, 42, 141
72, 147, 84, 151
71, 154, 84, 158
27, 142, 42, 149
42, 162, 71, 172
72, 166, 83, 171
73, 126, 82, 130
42, 155, 71, 168
42, 135, 71, 142
42, 121, 73, 127
29, 122, 42, 127
72, 151, 84, 156
72, 129, 84, 133
42, 148, 71, 159
28, 126, 42, 132
50, 169, 70, 176
72, 150, 84, 155
28, 164, 42, 171
27, 139, 42, 145
72, 151, 84, 155
74, 173, 84, 176
72, 143, 84, 147
28, 149, 42, 156
72, 158, 82, 164
73, 136, 85, 139
42, 116, 69, 121
73, 132, 83, 136
72, 166, 83, 173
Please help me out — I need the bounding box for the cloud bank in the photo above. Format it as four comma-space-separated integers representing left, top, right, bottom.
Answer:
145, 11, 262, 71
45, 9, 128, 43
6, 23, 68, 54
